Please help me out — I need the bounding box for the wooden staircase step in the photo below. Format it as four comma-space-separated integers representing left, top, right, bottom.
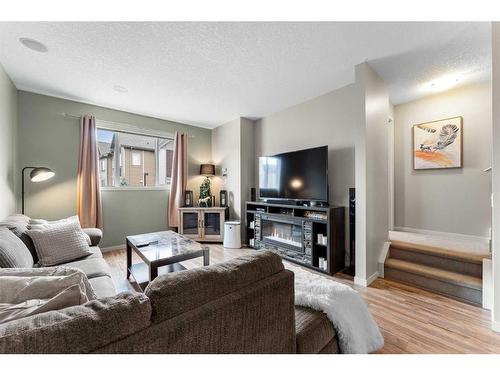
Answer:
389, 245, 483, 278
390, 240, 489, 265
384, 258, 483, 305
385, 258, 482, 290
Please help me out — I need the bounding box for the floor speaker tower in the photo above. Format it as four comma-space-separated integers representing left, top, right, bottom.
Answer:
250, 188, 256, 201
344, 188, 356, 276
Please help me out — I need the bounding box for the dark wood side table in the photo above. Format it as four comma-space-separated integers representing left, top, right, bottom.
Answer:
126, 230, 209, 291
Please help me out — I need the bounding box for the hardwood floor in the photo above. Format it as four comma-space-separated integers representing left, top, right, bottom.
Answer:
102, 244, 500, 354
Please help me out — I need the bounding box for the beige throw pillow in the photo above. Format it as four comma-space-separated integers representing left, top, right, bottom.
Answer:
26, 221, 93, 266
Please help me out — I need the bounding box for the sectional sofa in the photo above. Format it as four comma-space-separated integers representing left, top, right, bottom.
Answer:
0, 214, 339, 354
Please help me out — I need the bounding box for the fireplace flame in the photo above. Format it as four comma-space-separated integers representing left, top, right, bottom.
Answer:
265, 226, 301, 248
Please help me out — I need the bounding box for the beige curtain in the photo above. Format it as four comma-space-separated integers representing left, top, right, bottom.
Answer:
168, 132, 188, 228
76, 115, 103, 229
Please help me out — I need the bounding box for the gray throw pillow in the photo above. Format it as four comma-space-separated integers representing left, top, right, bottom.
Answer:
0, 228, 34, 268
26, 221, 92, 267
28, 216, 92, 246
0, 215, 37, 262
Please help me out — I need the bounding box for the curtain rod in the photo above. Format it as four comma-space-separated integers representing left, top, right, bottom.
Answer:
61, 112, 196, 138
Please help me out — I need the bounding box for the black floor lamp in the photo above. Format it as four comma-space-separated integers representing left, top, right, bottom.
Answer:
21, 166, 55, 214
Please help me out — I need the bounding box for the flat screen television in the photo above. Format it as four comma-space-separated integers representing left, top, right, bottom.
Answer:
258, 146, 328, 202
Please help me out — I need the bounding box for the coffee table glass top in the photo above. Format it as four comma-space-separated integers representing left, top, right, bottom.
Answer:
127, 231, 205, 263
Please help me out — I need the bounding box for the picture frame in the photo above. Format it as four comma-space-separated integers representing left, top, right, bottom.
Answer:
412, 116, 463, 170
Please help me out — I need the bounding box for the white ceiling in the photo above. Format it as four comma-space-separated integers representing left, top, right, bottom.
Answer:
0, 22, 491, 129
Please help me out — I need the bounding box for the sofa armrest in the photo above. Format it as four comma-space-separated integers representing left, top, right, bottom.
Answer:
82, 228, 102, 246
0, 292, 151, 353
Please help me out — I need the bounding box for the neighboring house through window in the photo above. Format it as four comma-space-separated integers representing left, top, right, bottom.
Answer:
97, 127, 174, 188
132, 151, 141, 166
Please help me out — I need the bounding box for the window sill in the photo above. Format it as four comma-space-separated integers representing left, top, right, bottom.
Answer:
100, 186, 170, 192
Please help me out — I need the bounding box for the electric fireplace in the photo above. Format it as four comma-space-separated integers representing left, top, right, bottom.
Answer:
246, 201, 346, 275
261, 218, 302, 249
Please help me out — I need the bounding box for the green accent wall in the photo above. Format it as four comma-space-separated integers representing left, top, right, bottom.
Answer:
17, 91, 212, 248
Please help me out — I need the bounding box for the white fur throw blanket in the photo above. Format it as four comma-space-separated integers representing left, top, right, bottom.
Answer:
285, 263, 384, 354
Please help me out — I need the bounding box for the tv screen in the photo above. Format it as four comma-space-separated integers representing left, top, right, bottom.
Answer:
258, 146, 328, 202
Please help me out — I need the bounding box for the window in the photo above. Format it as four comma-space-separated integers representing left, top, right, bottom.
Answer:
132, 152, 141, 166
97, 128, 174, 188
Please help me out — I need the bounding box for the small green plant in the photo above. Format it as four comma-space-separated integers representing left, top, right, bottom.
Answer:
199, 177, 211, 199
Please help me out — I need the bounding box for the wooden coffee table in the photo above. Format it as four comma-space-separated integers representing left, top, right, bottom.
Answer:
126, 230, 209, 291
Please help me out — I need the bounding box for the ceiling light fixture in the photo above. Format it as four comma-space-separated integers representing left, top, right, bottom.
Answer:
113, 85, 128, 93
19, 38, 48, 53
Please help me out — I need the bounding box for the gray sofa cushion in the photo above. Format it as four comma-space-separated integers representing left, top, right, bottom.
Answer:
84, 246, 103, 259
63, 257, 111, 279
0, 292, 151, 353
89, 276, 117, 299
295, 305, 337, 354
0, 228, 34, 268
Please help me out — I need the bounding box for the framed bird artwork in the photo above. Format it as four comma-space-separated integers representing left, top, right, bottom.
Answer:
412, 116, 463, 170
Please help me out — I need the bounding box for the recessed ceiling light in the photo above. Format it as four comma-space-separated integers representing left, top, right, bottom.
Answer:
113, 85, 128, 93
19, 38, 48, 53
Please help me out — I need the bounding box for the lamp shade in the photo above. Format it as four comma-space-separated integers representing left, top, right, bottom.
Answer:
200, 163, 215, 176
30, 167, 55, 182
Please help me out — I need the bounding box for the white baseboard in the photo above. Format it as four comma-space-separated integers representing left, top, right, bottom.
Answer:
492, 320, 500, 333
482, 259, 493, 310
100, 244, 125, 253
393, 226, 490, 244
354, 271, 379, 287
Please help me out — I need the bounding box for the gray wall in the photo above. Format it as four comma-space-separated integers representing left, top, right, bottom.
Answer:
212, 118, 241, 220
254, 82, 358, 265
254, 85, 357, 209
394, 83, 492, 238
491, 22, 500, 331
211, 117, 255, 240
240, 118, 255, 224
0, 64, 17, 220
355, 63, 390, 281
17, 91, 212, 248
254, 63, 390, 283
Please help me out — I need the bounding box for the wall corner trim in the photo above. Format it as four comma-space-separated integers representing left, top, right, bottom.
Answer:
378, 241, 391, 278
354, 271, 379, 287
